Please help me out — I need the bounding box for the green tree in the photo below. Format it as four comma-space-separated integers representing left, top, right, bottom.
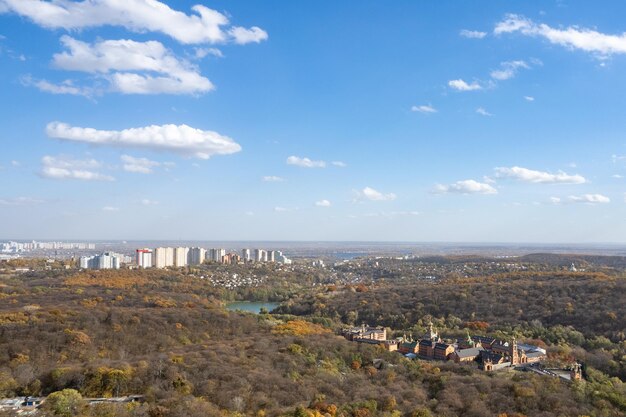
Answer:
44, 389, 86, 417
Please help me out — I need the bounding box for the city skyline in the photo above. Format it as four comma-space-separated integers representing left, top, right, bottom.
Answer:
1, 1, 626, 242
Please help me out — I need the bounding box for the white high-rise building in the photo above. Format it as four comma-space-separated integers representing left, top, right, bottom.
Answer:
254, 249, 265, 262
188, 247, 206, 265
275, 251, 292, 265
79, 252, 121, 269
242, 248, 251, 262
154, 247, 175, 268
79, 256, 90, 269
208, 248, 226, 263
268, 251, 276, 262
174, 247, 189, 267
136, 249, 152, 268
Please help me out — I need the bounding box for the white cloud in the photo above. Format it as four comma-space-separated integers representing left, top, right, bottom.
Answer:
140, 199, 158, 206
286, 156, 326, 168
495, 14, 626, 57
411, 104, 437, 114
460, 29, 487, 39
357, 187, 397, 201
51, 36, 213, 95
262, 176, 284, 182
612, 174, 623, 179
612, 154, 626, 163
490, 60, 529, 80
46, 122, 241, 159
228, 26, 268, 45
495, 166, 586, 184
448, 79, 482, 91
121, 155, 162, 174
567, 194, 610, 204
0, 0, 267, 45
549, 197, 561, 204
22, 75, 92, 97
332, 161, 347, 168
0, 197, 44, 206
194, 47, 223, 59
476, 107, 493, 116
10, 160, 19, 167
274, 206, 288, 212
102, 206, 119, 212
433, 180, 497, 195
315, 199, 331, 207
40, 155, 114, 181
524, 95, 535, 101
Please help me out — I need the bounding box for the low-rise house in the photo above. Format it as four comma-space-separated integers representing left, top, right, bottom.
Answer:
355, 338, 398, 352
398, 340, 419, 354
451, 346, 484, 363
433, 342, 455, 361
341, 325, 386, 341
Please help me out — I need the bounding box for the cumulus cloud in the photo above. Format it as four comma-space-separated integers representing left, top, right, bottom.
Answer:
495, 14, 626, 57
140, 199, 158, 206
194, 47, 223, 59
40, 155, 114, 181
274, 206, 288, 212
552, 194, 611, 204
490, 60, 529, 80
315, 199, 331, 207
411, 104, 437, 113
262, 176, 284, 182
448, 79, 482, 91
46, 122, 241, 159
228, 26, 268, 45
21, 75, 92, 97
568, 194, 610, 204
524, 96, 535, 101
433, 180, 497, 195
49, 36, 213, 95
286, 156, 326, 168
356, 187, 397, 202
495, 166, 586, 184
476, 107, 493, 116
0, 197, 44, 206
332, 161, 347, 168
121, 155, 163, 174
460, 29, 487, 39
0, 0, 267, 45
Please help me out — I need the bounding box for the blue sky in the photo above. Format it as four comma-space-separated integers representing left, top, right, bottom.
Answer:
1, 0, 625, 242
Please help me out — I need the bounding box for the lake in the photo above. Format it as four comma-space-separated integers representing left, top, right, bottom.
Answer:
226, 301, 280, 314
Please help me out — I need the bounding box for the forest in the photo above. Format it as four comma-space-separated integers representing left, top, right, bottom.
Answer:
0, 262, 624, 417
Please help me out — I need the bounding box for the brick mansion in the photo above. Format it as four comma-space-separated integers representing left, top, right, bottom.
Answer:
341, 322, 549, 372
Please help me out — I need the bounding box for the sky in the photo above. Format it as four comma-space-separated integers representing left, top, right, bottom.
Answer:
0, 0, 626, 242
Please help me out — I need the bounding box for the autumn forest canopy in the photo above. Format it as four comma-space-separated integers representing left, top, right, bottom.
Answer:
0, 255, 625, 417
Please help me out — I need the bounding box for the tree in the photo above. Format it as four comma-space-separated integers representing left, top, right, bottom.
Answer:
43, 389, 86, 417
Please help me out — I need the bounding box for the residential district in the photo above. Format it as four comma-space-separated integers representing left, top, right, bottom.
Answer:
80, 247, 292, 270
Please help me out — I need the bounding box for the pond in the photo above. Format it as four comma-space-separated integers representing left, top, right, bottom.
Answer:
225, 301, 280, 314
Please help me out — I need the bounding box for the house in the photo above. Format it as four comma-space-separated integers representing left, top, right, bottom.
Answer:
433, 343, 454, 361
472, 335, 496, 349
451, 346, 484, 363
341, 325, 386, 341
354, 337, 399, 352
398, 340, 419, 354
